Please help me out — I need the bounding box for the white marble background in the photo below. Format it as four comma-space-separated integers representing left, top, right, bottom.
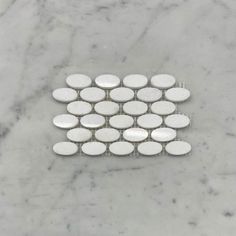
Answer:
0, 0, 236, 235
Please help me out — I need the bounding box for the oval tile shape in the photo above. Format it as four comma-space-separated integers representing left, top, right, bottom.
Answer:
123, 74, 148, 89
165, 87, 190, 102
80, 114, 105, 128
123, 128, 148, 142
53, 114, 79, 129
95, 128, 120, 142
151, 101, 176, 115
151, 127, 176, 142
53, 142, 78, 156
80, 87, 105, 102
109, 115, 134, 129
82, 142, 106, 156
137, 87, 162, 102
94, 101, 119, 116
109, 142, 134, 156
110, 87, 134, 102
137, 114, 163, 129
165, 114, 190, 129
165, 141, 191, 156
66, 74, 92, 89
95, 74, 120, 89
151, 74, 176, 89
52, 88, 78, 103
138, 141, 162, 156
123, 101, 148, 116
67, 128, 92, 142
67, 101, 92, 116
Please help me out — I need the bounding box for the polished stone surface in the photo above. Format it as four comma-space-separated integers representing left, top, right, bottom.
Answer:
66, 128, 92, 143
123, 128, 148, 142
95, 128, 120, 143
109, 114, 134, 129
1, 0, 236, 235
123, 74, 148, 89
80, 87, 106, 102
80, 114, 105, 129
165, 114, 190, 129
53, 141, 78, 156
137, 141, 163, 156
53, 114, 79, 129
66, 74, 92, 89
165, 87, 191, 102
151, 74, 176, 89
151, 100, 176, 115
67, 101, 92, 116
137, 87, 162, 102
123, 101, 148, 116
151, 127, 177, 142
52, 87, 78, 103
110, 87, 134, 102
81, 141, 107, 156
109, 141, 134, 156
165, 141, 192, 156
94, 101, 119, 116
95, 74, 120, 89
137, 114, 163, 129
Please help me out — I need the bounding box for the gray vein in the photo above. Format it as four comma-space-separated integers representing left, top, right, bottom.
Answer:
122, 1, 182, 62
0, 0, 17, 18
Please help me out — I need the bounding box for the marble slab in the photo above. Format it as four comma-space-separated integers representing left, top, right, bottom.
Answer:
0, 0, 236, 235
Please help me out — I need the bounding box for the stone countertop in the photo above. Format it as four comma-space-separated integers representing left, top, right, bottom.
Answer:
0, 0, 236, 235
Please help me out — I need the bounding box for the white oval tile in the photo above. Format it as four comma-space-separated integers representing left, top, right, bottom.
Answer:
95, 128, 120, 142
67, 101, 92, 116
151, 101, 176, 115
80, 87, 105, 102
66, 74, 92, 89
165, 141, 191, 156
165, 87, 190, 102
109, 141, 134, 156
82, 142, 106, 156
53, 142, 78, 156
137, 114, 162, 129
110, 87, 134, 102
53, 114, 79, 129
94, 101, 119, 116
80, 114, 105, 129
123, 128, 148, 142
109, 115, 134, 129
67, 128, 92, 142
137, 87, 162, 102
123, 101, 148, 116
95, 74, 120, 89
52, 88, 78, 103
138, 141, 162, 156
151, 127, 176, 142
123, 74, 148, 89
151, 74, 176, 89
165, 114, 190, 129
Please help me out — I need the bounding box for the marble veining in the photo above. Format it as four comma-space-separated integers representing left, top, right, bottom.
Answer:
0, 0, 236, 235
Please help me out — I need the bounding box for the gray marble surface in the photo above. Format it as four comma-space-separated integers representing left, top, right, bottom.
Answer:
0, 0, 236, 235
